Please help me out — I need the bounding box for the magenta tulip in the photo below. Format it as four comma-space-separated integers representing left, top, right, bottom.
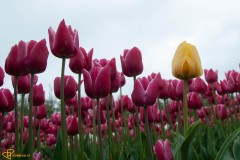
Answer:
66, 115, 79, 136
193, 77, 207, 94
32, 84, 45, 106
54, 75, 78, 100
5, 41, 28, 76
188, 92, 202, 109
24, 39, 49, 74
0, 66, 4, 86
36, 105, 47, 119
52, 112, 61, 126
120, 72, 126, 87
0, 89, 14, 113
204, 69, 218, 84
131, 73, 160, 106
83, 65, 111, 99
120, 47, 143, 77
69, 47, 93, 73
48, 19, 79, 58
154, 139, 173, 160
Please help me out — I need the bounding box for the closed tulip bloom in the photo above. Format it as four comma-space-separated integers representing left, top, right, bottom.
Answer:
69, 47, 93, 73
172, 41, 202, 80
94, 58, 117, 81
120, 47, 143, 77
48, 19, 79, 58
24, 39, 49, 74
52, 112, 61, 126
83, 65, 111, 99
140, 103, 159, 123
158, 80, 169, 99
33, 152, 42, 160
36, 105, 47, 119
188, 92, 202, 109
5, 41, 28, 76
154, 139, 173, 160
54, 75, 78, 100
46, 134, 57, 146
66, 115, 79, 136
120, 72, 126, 87
0, 89, 14, 113
131, 73, 160, 106
204, 69, 218, 84
0, 66, 4, 86
12, 74, 38, 94
33, 84, 45, 106
193, 77, 207, 94
111, 71, 120, 93
216, 80, 228, 95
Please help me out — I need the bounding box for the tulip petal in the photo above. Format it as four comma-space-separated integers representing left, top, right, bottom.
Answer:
83, 69, 95, 98
131, 79, 145, 106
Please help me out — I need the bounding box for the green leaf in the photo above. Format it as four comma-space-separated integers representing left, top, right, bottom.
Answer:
171, 130, 184, 157
54, 130, 62, 160
233, 136, 240, 159
21, 139, 30, 155
119, 147, 128, 160
41, 146, 54, 159
215, 127, 240, 160
179, 121, 201, 160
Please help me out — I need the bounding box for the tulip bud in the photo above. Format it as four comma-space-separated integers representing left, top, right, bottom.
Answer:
48, 19, 79, 58
131, 73, 160, 107
193, 77, 207, 94
0, 89, 14, 113
69, 47, 93, 73
154, 139, 173, 160
33, 84, 45, 106
120, 47, 143, 77
172, 41, 202, 80
188, 92, 202, 109
0, 66, 4, 87
66, 115, 79, 136
36, 105, 47, 119
204, 69, 218, 84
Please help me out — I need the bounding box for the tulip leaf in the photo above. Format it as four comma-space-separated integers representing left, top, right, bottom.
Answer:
54, 130, 62, 160
179, 121, 201, 160
215, 127, 240, 160
21, 139, 30, 155
119, 147, 128, 160
233, 136, 240, 160
41, 146, 54, 159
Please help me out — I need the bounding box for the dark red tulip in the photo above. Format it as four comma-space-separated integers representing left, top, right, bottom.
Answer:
158, 80, 169, 99
40, 118, 50, 130
111, 71, 120, 93
121, 95, 134, 113
131, 73, 160, 106
12, 74, 38, 94
148, 72, 164, 90
32, 84, 45, 106
120, 72, 126, 87
24, 39, 49, 74
0, 89, 14, 113
204, 69, 218, 84
154, 139, 173, 160
193, 77, 207, 94
54, 75, 78, 100
216, 80, 228, 95
5, 41, 28, 76
225, 70, 240, 93
0, 66, 4, 87
140, 103, 159, 123
83, 65, 111, 99
66, 115, 79, 136
33, 152, 42, 160
46, 134, 57, 146
52, 112, 61, 126
69, 47, 93, 73
120, 47, 143, 77
188, 92, 202, 109
48, 19, 79, 58
36, 105, 47, 119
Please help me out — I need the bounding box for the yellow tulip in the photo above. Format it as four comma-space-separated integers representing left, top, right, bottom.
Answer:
172, 41, 203, 80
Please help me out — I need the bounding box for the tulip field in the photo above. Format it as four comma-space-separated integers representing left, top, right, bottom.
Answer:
1, 19, 240, 160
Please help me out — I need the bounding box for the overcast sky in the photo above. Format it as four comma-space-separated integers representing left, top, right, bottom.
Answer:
0, 0, 240, 98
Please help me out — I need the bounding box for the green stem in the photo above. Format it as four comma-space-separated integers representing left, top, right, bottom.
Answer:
19, 93, 25, 152
77, 73, 84, 160
164, 99, 173, 131
177, 100, 183, 134
28, 74, 35, 158
92, 99, 97, 160
120, 87, 128, 149
200, 94, 209, 124
37, 120, 41, 152
106, 95, 112, 158
60, 58, 67, 160
144, 106, 154, 160
133, 76, 144, 160
97, 98, 103, 160
157, 99, 166, 139
183, 79, 189, 137
69, 136, 74, 160
14, 76, 19, 153
110, 93, 119, 152
0, 112, 4, 147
